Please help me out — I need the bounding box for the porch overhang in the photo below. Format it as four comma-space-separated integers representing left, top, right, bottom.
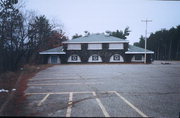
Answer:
125, 52, 154, 54
39, 52, 66, 55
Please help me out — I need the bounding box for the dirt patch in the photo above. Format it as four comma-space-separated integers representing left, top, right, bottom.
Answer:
0, 64, 53, 116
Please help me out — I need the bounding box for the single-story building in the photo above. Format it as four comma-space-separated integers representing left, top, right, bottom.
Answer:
39, 33, 154, 64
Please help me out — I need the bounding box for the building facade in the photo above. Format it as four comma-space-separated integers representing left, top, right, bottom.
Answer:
39, 34, 154, 64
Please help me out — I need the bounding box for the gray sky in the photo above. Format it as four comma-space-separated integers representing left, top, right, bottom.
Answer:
25, 0, 180, 44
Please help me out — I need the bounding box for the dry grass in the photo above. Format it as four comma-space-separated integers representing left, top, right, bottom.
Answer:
0, 64, 54, 116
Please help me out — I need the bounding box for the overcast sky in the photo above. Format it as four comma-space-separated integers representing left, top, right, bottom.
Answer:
25, 0, 180, 44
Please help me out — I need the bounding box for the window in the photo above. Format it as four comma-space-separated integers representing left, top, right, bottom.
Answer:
113, 55, 120, 60
67, 44, 81, 50
109, 54, 124, 62
135, 55, 142, 60
49, 56, 61, 64
131, 55, 144, 62
71, 55, 78, 61
68, 55, 81, 62
92, 55, 99, 61
88, 44, 102, 50
109, 43, 123, 50
88, 54, 102, 62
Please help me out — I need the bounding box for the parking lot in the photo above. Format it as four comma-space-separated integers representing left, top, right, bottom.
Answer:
20, 62, 180, 117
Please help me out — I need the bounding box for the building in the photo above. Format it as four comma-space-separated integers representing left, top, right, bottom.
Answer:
39, 34, 154, 64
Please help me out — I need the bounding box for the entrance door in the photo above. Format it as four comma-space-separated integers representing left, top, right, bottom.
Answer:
51, 56, 58, 64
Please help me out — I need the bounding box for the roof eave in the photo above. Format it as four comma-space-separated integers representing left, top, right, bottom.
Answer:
62, 41, 129, 44
39, 52, 66, 55
125, 52, 154, 54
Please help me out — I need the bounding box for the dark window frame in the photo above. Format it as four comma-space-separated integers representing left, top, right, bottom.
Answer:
92, 55, 99, 61
71, 55, 78, 61
113, 55, 120, 60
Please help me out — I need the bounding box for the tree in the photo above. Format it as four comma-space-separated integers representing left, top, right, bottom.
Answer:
27, 15, 52, 50
133, 35, 145, 48
0, 0, 28, 72
134, 25, 180, 60
0, 0, 68, 73
84, 31, 90, 36
72, 33, 82, 39
123, 27, 131, 38
108, 27, 131, 39
27, 15, 68, 63
46, 30, 68, 49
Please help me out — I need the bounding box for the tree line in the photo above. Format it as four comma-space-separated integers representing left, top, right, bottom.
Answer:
134, 25, 180, 60
72, 27, 131, 39
0, 0, 68, 74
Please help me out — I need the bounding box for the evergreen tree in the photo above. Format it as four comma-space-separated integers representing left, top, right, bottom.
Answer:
134, 25, 180, 60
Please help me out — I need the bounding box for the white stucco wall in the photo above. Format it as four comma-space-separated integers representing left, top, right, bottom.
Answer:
109, 43, 123, 50
67, 44, 81, 50
88, 44, 102, 50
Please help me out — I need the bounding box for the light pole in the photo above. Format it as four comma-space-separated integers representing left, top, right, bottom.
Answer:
141, 19, 152, 64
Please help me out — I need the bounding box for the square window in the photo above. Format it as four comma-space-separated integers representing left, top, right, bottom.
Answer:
113, 55, 120, 60
92, 55, 98, 61
71, 56, 78, 61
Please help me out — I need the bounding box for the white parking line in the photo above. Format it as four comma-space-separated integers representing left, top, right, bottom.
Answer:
28, 82, 103, 86
29, 78, 83, 81
26, 91, 148, 117
66, 92, 73, 117
25, 91, 94, 95
92, 92, 110, 117
113, 91, 148, 117
37, 94, 50, 107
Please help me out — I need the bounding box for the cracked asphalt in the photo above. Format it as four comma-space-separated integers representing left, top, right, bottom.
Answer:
18, 62, 180, 117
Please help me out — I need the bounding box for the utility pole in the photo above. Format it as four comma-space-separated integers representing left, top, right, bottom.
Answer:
141, 19, 152, 64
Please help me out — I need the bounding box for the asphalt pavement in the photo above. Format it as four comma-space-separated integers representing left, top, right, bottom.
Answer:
18, 62, 180, 117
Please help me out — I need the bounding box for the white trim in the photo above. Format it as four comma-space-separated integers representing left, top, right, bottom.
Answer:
88, 54, 102, 62
109, 43, 123, 50
88, 44, 102, 50
39, 52, 66, 54
67, 44, 81, 50
63, 41, 129, 44
125, 52, 154, 54
68, 55, 81, 62
109, 54, 124, 62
